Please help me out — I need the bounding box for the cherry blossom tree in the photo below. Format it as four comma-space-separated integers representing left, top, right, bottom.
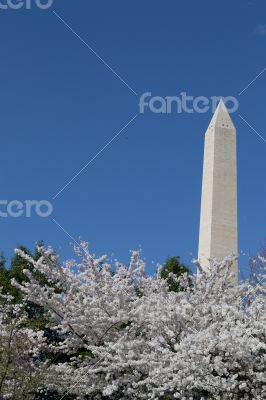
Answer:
13, 243, 266, 399
0, 291, 45, 399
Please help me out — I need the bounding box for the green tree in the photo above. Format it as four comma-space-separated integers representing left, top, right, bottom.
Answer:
8, 246, 34, 302
0, 254, 11, 296
161, 256, 190, 292
0, 244, 50, 330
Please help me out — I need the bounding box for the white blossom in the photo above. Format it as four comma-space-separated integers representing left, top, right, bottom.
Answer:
0, 291, 46, 399
13, 244, 266, 399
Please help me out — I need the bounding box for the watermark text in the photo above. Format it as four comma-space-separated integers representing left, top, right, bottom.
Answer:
139, 92, 239, 114
0, 200, 53, 218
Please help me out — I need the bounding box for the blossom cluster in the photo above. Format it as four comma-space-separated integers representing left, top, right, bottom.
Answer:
1, 243, 266, 399
0, 291, 45, 399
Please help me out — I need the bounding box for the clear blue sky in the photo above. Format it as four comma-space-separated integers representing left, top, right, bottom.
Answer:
0, 0, 265, 275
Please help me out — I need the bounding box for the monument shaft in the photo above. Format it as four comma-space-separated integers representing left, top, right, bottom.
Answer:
198, 100, 238, 281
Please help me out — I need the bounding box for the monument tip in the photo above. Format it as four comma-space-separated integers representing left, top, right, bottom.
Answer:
209, 98, 236, 130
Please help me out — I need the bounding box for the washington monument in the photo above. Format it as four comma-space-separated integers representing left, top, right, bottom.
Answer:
198, 99, 238, 282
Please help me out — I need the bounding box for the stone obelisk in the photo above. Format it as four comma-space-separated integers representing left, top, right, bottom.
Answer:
198, 99, 238, 283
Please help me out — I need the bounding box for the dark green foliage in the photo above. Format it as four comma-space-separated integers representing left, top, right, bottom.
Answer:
34, 390, 76, 399
0, 245, 44, 301
0, 254, 11, 296
0, 244, 49, 327
161, 256, 190, 292
8, 246, 34, 302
